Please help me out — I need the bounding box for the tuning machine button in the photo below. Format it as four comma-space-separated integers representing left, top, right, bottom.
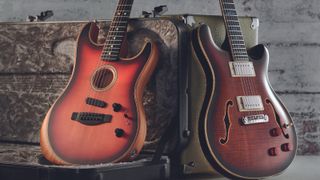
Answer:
281, 143, 292, 152
112, 103, 122, 112
115, 128, 125, 138
270, 128, 280, 137
268, 147, 279, 156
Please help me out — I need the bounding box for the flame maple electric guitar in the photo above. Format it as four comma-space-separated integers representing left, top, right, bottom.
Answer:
40, 0, 159, 165
192, 0, 297, 179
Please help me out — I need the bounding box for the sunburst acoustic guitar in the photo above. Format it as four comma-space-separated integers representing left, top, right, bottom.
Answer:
40, 0, 159, 165
191, 0, 297, 179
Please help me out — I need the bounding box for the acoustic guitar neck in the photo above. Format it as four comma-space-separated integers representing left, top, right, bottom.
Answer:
101, 0, 134, 61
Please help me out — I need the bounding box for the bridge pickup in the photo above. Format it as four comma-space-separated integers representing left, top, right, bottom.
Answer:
229, 61, 256, 77
86, 97, 107, 108
71, 112, 112, 126
237, 95, 264, 112
242, 114, 269, 125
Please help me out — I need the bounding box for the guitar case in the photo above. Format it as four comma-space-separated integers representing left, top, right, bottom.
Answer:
0, 17, 190, 180
176, 14, 259, 177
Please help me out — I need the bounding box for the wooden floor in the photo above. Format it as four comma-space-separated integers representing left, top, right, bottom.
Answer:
175, 156, 320, 180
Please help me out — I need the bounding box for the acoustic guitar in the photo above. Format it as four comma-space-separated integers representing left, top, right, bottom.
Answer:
191, 0, 297, 179
40, 0, 159, 165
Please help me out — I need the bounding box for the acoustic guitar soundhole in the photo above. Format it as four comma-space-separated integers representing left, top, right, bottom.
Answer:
91, 65, 117, 91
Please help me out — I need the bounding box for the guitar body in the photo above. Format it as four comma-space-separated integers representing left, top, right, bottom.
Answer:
193, 24, 297, 179
41, 22, 159, 165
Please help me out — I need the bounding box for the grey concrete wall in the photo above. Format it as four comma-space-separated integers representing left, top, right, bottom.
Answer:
0, 0, 319, 154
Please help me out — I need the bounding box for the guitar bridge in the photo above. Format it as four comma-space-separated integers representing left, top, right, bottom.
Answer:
71, 112, 112, 126
229, 61, 256, 77
242, 114, 269, 125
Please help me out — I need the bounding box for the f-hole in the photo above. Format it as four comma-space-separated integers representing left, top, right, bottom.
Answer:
266, 99, 289, 139
220, 101, 233, 144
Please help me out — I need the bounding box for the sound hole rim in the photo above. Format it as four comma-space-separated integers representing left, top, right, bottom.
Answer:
91, 65, 117, 92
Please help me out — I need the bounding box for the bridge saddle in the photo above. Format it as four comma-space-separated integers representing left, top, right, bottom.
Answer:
242, 114, 269, 125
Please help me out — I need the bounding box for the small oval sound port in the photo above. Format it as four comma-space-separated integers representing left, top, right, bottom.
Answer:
91, 65, 117, 91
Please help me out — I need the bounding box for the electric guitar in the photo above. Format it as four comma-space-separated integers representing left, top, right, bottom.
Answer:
40, 0, 159, 165
192, 0, 297, 179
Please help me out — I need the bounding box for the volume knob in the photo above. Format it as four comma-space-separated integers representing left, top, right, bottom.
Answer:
281, 143, 292, 152
112, 103, 122, 112
268, 147, 279, 156
115, 128, 125, 138
270, 128, 280, 137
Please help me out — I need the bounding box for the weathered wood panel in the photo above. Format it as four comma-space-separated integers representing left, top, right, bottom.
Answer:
268, 46, 320, 92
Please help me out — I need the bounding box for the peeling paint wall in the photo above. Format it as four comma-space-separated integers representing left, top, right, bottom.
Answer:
0, 0, 319, 155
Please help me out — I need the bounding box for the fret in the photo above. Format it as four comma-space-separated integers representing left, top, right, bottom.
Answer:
232, 44, 246, 48
106, 35, 124, 39
229, 34, 243, 37
228, 31, 242, 36
100, 0, 134, 61
230, 36, 244, 41
234, 54, 248, 59
108, 30, 126, 33
110, 20, 128, 24
102, 53, 118, 57
231, 40, 245, 44
115, 9, 131, 13
222, 0, 234, 3
103, 50, 120, 53
110, 25, 127, 28
226, 21, 241, 27
105, 47, 121, 50
228, 26, 241, 31
105, 40, 123, 42
224, 9, 237, 16
223, 3, 235, 9
225, 16, 238, 21
234, 52, 248, 56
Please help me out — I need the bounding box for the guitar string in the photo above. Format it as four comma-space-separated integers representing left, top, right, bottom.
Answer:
96, 0, 128, 89
79, 0, 131, 155
222, 0, 257, 117
85, 0, 131, 117
93, 0, 131, 98
220, 0, 246, 102
96, 0, 131, 88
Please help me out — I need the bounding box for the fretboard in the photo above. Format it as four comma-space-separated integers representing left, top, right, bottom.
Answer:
101, 0, 134, 61
219, 0, 249, 61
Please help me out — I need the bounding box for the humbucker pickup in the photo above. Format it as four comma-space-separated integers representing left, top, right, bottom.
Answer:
237, 95, 264, 112
71, 112, 112, 126
242, 114, 269, 125
229, 61, 256, 77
